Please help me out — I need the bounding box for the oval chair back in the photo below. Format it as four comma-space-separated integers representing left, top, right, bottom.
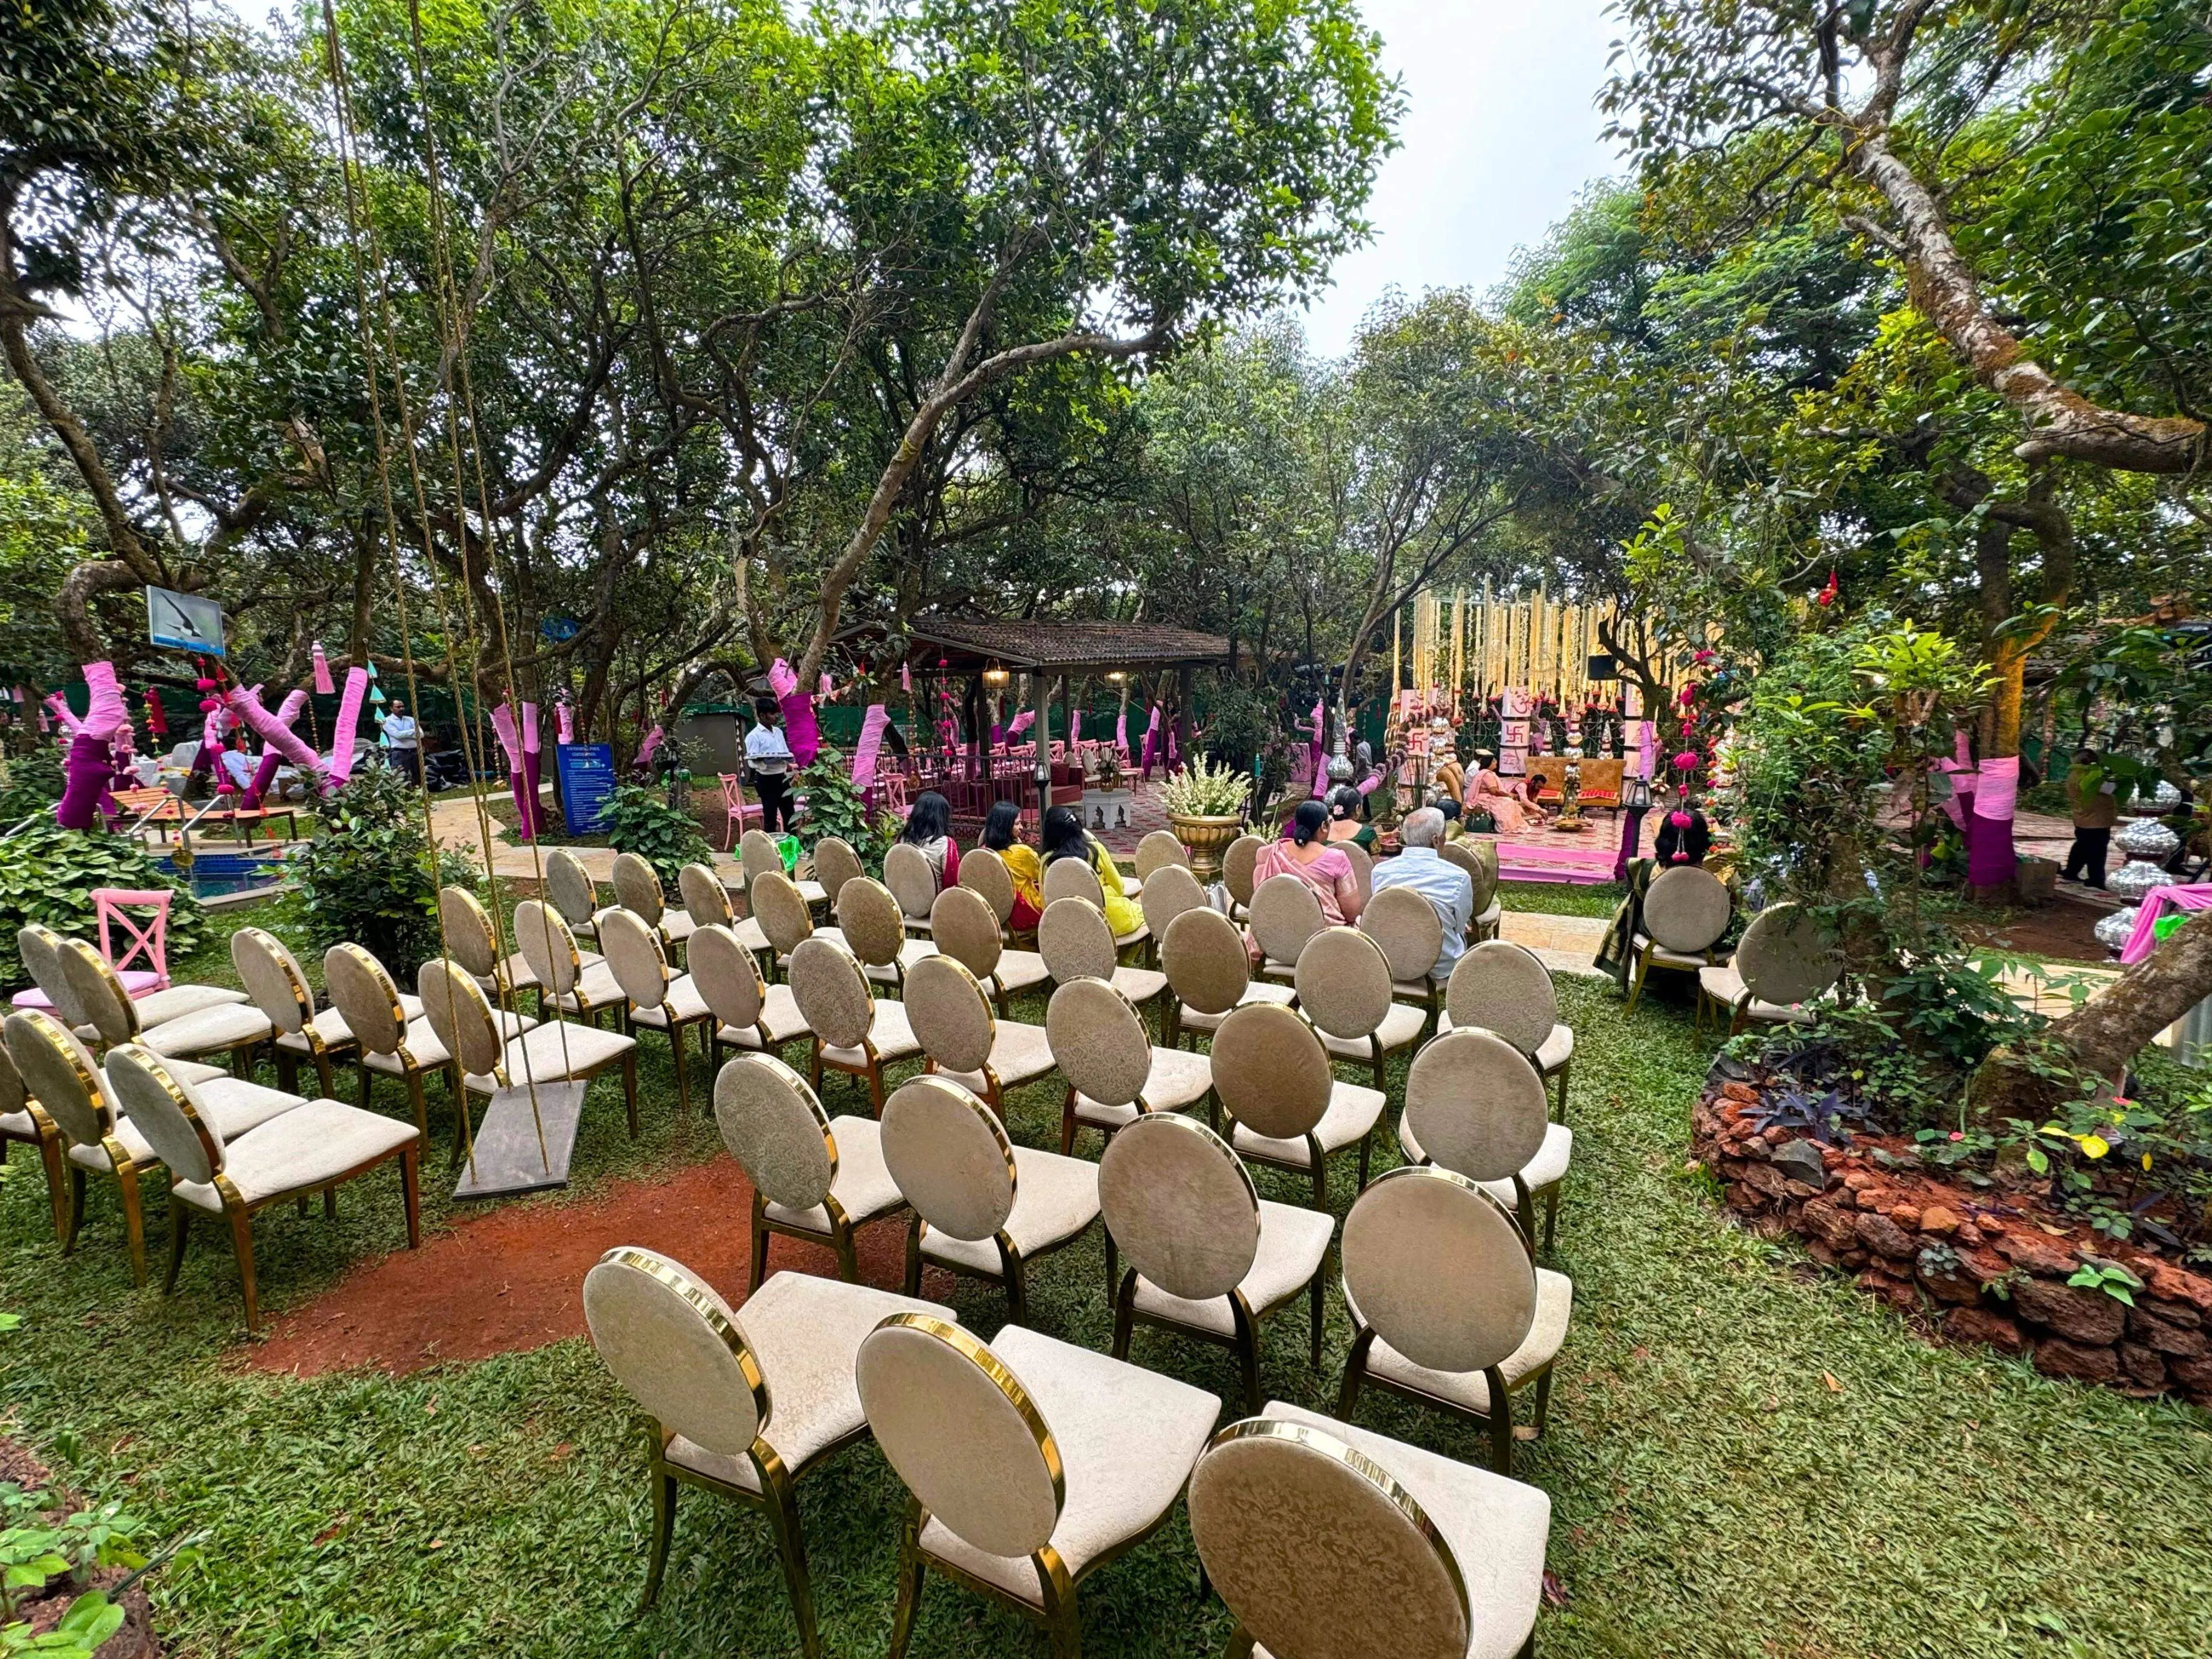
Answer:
1045, 976, 1152, 1113
1188, 1419, 1471, 1659
583, 1245, 770, 1458
1444, 941, 1559, 1059
1402, 1030, 1548, 1184
902, 955, 998, 1079
786, 936, 877, 1053
1139, 863, 1207, 941
57, 938, 139, 1046
544, 848, 600, 930
514, 899, 586, 1003
879, 1074, 1017, 1245
678, 862, 735, 929
1341, 1166, 1537, 1378
103, 1043, 223, 1187
856, 1313, 1062, 1561
417, 957, 506, 1082
437, 886, 504, 981
231, 926, 314, 1037
1440, 841, 1495, 915
1133, 830, 1189, 881
929, 885, 1006, 983
610, 853, 668, 928
1735, 902, 1842, 1007
1221, 834, 1262, 910
687, 923, 769, 1034
1361, 884, 1444, 986
739, 828, 786, 888
4, 1008, 112, 1149
324, 943, 408, 1060
1160, 906, 1252, 1018
753, 870, 817, 958
1037, 896, 1116, 985
957, 847, 1016, 926
812, 837, 866, 909
882, 841, 940, 924
1292, 927, 1395, 1046
1248, 874, 1325, 969
1210, 1001, 1331, 1142
1641, 865, 1731, 955
713, 1052, 837, 1215
16, 924, 81, 1027
1041, 853, 1105, 910
1098, 1113, 1259, 1302
833, 877, 909, 974
599, 907, 674, 1013
1340, 840, 1373, 907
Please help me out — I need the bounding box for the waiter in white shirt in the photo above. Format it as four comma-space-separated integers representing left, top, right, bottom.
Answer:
745, 698, 796, 832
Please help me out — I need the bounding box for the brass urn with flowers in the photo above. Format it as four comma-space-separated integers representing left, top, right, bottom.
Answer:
1159, 757, 1251, 883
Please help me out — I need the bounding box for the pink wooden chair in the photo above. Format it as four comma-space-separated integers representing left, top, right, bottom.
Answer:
94, 888, 173, 991
879, 772, 910, 816
718, 773, 760, 851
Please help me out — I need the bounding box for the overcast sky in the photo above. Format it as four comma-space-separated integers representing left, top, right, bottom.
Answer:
1299, 0, 1625, 357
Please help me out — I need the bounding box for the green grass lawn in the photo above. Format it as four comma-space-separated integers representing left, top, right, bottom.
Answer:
4, 901, 2209, 1658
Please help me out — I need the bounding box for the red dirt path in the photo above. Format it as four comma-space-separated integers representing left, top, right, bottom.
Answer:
241, 1158, 946, 1378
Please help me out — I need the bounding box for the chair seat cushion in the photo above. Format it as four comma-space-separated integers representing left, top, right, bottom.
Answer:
1109, 966, 1166, 1004
1072, 1045, 1214, 1130
792, 879, 829, 907
990, 951, 1052, 996
1637, 934, 1717, 970
550, 961, 628, 1015
1113, 925, 1150, 952
132, 983, 250, 1026
863, 938, 938, 986
774, 924, 848, 972
74, 1074, 307, 1173
0, 1108, 37, 1139
1130, 1198, 1334, 1336
627, 974, 712, 1030
140, 1002, 274, 1059
1351, 1267, 1573, 1413
667, 1272, 950, 1492
934, 1021, 1057, 1095
1257, 1402, 1549, 1659
919, 1147, 1100, 1276
1176, 980, 1296, 1035
1120, 876, 1144, 899
660, 911, 698, 945
1398, 1116, 1573, 1200
366, 1009, 533, 1076
1476, 899, 1503, 931
716, 985, 811, 1049
732, 918, 773, 955
819, 1001, 924, 1069
275, 995, 427, 1057
462, 1018, 635, 1094
1392, 977, 1443, 999
1436, 1014, 1574, 1075
1317, 1000, 1426, 1061
1697, 963, 1745, 1004
171, 1098, 418, 1211
917, 1323, 1216, 1606
763, 1115, 907, 1234
1230, 1081, 1384, 1170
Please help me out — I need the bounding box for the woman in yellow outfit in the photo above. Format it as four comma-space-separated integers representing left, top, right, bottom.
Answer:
1040, 805, 1143, 936
981, 800, 1046, 930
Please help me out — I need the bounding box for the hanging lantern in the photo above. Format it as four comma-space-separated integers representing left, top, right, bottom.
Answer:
983, 661, 1011, 690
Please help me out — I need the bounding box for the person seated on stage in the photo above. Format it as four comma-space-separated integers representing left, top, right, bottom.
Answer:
1324, 784, 1377, 852
1371, 806, 1473, 983
1041, 804, 1144, 935
1431, 738, 1466, 806
1464, 749, 1537, 834
1656, 788, 1712, 868
898, 789, 961, 889
1253, 799, 1364, 932
981, 799, 1045, 930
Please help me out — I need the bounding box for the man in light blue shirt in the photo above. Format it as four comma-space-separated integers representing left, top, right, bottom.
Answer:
1371, 806, 1474, 982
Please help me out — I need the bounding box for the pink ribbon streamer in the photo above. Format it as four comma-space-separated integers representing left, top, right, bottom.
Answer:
1069, 709, 1081, 744
2121, 885, 2212, 965
1008, 710, 1035, 739
312, 644, 335, 696
556, 702, 574, 744
853, 703, 890, 789
325, 668, 369, 786
243, 689, 308, 805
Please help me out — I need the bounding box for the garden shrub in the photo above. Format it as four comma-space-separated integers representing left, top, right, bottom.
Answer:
0, 821, 207, 989
792, 747, 898, 874
603, 782, 713, 885
291, 766, 470, 970
0, 747, 66, 822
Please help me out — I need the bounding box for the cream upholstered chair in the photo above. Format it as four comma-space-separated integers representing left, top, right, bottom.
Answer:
857, 1311, 1217, 1659
1037, 896, 1166, 1011
326, 943, 478, 1144
810, 836, 866, 910
786, 935, 922, 1113
691, 922, 811, 1065
956, 845, 1022, 938
1133, 828, 1189, 881
612, 852, 698, 958
417, 957, 640, 1135
753, 867, 840, 974
715, 1052, 909, 1289
928, 884, 1049, 1013
1340, 839, 1374, 909
544, 847, 603, 944
1441, 941, 1575, 1118
685, 857, 776, 958
516, 897, 629, 1026
834, 876, 937, 994
1045, 975, 1212, 1154
105, 1043, 418, 1334
583, 1246, 950, 1657
1138, 862, 1209, 950
1441, 841, 1502, 943
232, 925, 424, 1102
1337, 1166, 1572, 1476
18, 921, 247, 1034
1361, 882, 1447, 1026
1221, 833, 1262, 921
1623, 864, 1731, 1012
600, 908, 714, 1116
882, 840, 943, 938
4, 1011, 295, 1280
1247, 873, 1326, 984
60, 936, 272, 1073
1697, 902, 1841, 1035
1401, 1030, 1570, 1255
1293, 927, 1429, 1096
439, 884, 584, 1013
1188, 1404, 1551, 1659
1101, 1113, 1333, 1412
878, 1074, 1101, 1325
742, 827, 828, 907
1210, 1001, 1384, 1209
0, 1037, 66, 1243
903, 955, 1056, 1116
1042, 853, 1148, 949
1158, 905, 1295, 1051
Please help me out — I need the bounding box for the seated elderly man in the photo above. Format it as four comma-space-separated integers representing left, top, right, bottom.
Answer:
1372, 806, 1474, 982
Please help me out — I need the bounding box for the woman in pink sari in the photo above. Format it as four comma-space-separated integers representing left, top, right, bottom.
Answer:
1463, 749, 1539, 834
1253, 800, 1363, 928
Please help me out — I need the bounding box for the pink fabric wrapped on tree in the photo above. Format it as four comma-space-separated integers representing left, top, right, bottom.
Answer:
55, 663, 128, 830
325, 668, 370, 786
768, 658, 820, 768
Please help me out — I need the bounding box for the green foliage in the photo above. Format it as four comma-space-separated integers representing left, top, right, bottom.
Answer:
0, 823, 206, 990
289, 768, 461, 972
0, 751, 66, 825
788, 748, 894, 874
601, 785, 711, 887
0, 1482, 141, 1627
0, 1588, 125, 1657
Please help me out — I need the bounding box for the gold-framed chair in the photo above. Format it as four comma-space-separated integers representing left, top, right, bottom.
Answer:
231, 926, 422, 1103
1209, 1001, 1383, 1210
1400, 1029, 1570, 1255
16, 921, 249, 1038
928, 884, 1049, 1013
786, 935, 922, 1114
1158, 905, 1295, 1052
439, 883, 589, 1015
902, 954, 1056, 1118
516, 896, 629, 1026
752, 867, 843, 978
1221, 833, 1262, 922
1042, 854, 1148, 953
1696, 901, 1842, 1036
1132, 830, 1189, 881
1438, 941, 1575, 1118
1045, 974, 1212, 1154
1293, 927, 1429, 1097
1359, 881, 1447, 1029
1037, 896, 1166, 1011
882, 842, 942, 938
599, 907, 714, 1117
612, 852, 698, 961
956, 845, 1024, 941
582, 1245, 951, 1659
834, 876, 938, 994
1621, 864, 1731, 1012
681, 858, 776, 961
1336, 1165, 1573, 1477
60, 936, 272, 1074
809, 837, 866, 911
0, 1039, 67, 1242
1101, 1113, 1332, 1412
543, 847, 604, 945
1246, 873, 1326, 984
1441, 840, 1502, 943
690, 922, 812, 1065
324, 943, 489, 1147
857, 1311, 1217, 1659
104, 1043, 417, 1334
417, 957, 640, 1137
742, 828, 828, 908
1137, 862, 1208, 953
714, 1051, 908, 1289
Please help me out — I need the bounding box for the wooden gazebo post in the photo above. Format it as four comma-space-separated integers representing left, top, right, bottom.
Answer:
1032, 667, 1052, 812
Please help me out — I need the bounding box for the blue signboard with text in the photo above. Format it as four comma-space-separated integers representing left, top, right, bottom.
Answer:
555, 742, 616, 834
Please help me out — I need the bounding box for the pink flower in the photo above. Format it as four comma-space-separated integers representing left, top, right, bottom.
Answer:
1949, 1131, 1966, 1142
1693, 649, 1716, 664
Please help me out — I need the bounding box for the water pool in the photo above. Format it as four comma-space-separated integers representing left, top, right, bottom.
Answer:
153, 850, 288, 900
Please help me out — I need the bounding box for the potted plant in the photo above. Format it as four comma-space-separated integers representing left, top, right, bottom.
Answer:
1159, 757, 1251, 882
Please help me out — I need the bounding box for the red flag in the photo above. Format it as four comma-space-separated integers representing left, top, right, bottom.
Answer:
1816, 570, 1839, 608
143, 686, 169, 736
